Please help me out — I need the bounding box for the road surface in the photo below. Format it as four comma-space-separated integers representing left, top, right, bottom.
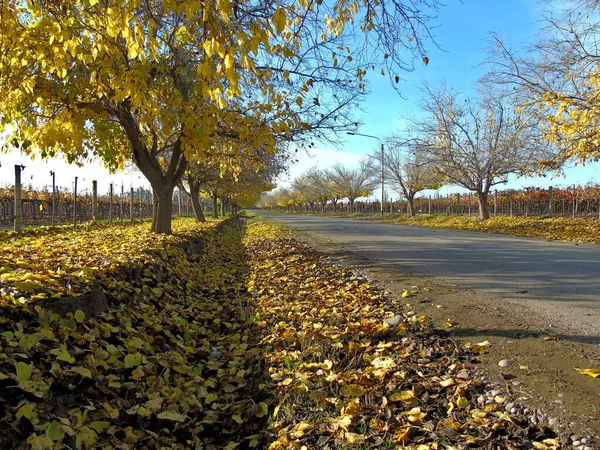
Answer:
257, 211, 600, 339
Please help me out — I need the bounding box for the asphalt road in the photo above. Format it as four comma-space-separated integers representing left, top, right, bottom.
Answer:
257, 211, 600, 339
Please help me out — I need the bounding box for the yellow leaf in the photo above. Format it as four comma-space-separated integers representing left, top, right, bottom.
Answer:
123, 353, 141, 368
15, 362, 33, 382
75, 426, 97, 450
157, 411, 187, 422
369, 418, 387, 430
340, 384, 367, 397
271, 7, 287, 35
256, 402, 268, 418
456, 396, 469, 408
291, 421, 313, 438
69, 367, 92, 378
17, 404, 35, 420
579, 368, 600, 378
74, 310, 85, 322
89, 421, 110, 433
392, 426, 411, 443
345, 432, 365, 445
439, 378, 455, 388
27, 434, 54, 450
295, 96, 302, 107
128, 45, 138, 60
46, 421, 64, 441
224, 54, 234, 71
390, 390, 415, 402
370, 356, 396, 369
401, 289, 411, 298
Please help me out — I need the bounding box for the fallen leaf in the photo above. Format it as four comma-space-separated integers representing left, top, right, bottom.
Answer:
579, 368, 600, 378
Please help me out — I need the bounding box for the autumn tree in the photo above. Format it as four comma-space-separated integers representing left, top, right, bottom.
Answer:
383, 134, 443, 216
304, 167, 334, 212
484, 2, 600, 169
180, 144, 286, 221
329, 159, 376, 213
179, 164, 219, 223
0, 0, 443, 233
417, 83, 546, 219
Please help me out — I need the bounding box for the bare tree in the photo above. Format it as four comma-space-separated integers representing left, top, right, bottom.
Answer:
329, 159, 377, 213
417, 83, 546, 219
383, 134, 444, 215
484, 2, 600, 168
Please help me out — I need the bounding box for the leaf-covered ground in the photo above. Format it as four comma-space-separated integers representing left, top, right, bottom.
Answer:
0, 217, 565, 449
297, 212, 600, 245
245, 221, 563, 449
1, 218, 267, 449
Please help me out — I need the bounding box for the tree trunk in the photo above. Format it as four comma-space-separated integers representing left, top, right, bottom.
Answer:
151, 187, 174, 234
477, 191, 490, 220
119, 101, 187, 234
189, 181, 206, 222
407, 194, 416, 216
212, 191, 219, 219
349, 198, 355, 213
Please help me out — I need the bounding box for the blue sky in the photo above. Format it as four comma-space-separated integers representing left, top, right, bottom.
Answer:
285, 0, 600, 194
1, 0, 598, 197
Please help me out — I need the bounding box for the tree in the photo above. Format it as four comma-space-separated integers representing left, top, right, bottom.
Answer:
417, 83, 546, 219
304, 167, 333, 212
179, 164, 218, 223
180, 144, 286, 221
329, 159, 376, 213
0, 0, 443, 233
383, 134, 443, 216
292, 176, 316, 212
484, 2, 600, 169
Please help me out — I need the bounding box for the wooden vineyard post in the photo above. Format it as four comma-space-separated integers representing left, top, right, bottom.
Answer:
14, 165, 23, 232
73, 176, 78, 226
572, 185, 577, 219
92, 180, 98, 222
178, 189, 182, 216
130, 187, 134, 222
50, 171, 56, 226
109, 183, 113, 224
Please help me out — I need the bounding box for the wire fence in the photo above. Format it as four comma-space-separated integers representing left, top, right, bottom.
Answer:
0, 166, 197, 231
272, 184, 600, 219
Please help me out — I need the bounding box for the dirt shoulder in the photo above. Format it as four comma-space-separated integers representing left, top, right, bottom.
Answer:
297, 231, 600, 441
